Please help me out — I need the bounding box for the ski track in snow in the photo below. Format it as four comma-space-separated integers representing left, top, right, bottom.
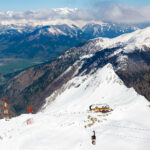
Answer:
0, 64, 150, 150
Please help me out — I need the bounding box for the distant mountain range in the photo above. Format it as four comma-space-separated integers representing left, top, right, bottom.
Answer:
0, 22, 150, 60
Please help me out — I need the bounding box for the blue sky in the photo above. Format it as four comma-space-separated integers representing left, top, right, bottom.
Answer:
0, 0, 150, 11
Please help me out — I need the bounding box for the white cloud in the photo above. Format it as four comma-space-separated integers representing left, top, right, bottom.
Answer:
94, 3, 150, 23
0, 4, 150, 26
0, 8, 101, 27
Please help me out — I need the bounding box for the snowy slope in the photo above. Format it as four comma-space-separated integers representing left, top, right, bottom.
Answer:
94, 27, 150, 53
68, 26, 150, 62
0, 63, 150, 150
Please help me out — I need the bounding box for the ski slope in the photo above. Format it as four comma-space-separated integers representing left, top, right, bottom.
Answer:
0, 64, 150, 150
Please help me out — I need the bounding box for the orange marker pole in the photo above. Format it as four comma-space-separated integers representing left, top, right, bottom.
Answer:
26, 106, 34, 125
27, 106, 34, 114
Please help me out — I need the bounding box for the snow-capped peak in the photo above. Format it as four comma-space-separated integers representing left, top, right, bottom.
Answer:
47, 26, 67, 36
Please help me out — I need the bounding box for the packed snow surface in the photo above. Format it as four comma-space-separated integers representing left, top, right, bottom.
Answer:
0, 64, 150, 150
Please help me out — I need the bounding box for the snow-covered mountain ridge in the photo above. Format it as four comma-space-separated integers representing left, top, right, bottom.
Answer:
62, 26, 150, 64
92, 27, 150, 53
0, 63, 150, 150
70, 26, 150, 75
